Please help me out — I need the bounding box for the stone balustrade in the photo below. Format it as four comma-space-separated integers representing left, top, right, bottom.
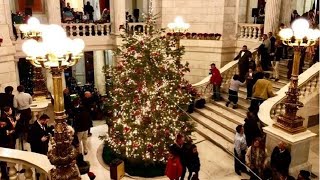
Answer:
126, 22, 146, 34
14, 23, 112, 40
238, 23, 264, 40
192, 49, 258, 99
258, 62, 320, 126
0, 147, 53, 180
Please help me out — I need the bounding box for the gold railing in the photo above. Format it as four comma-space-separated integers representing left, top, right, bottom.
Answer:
192, 49, 258, 100
258, 63, 320, 126
0, 147, 52, 180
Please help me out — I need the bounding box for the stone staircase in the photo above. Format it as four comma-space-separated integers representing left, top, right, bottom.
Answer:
191, 60, 294, 155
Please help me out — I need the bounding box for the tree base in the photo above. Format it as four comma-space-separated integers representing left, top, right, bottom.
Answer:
102, 143, 166, 177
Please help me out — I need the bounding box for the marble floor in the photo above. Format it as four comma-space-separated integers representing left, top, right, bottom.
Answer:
87, 121, 250, 180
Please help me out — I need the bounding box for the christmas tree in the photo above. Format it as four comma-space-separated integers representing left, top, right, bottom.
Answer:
102, 14, 195, 169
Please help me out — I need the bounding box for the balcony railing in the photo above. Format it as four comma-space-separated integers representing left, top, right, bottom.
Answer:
238, 23, 264, 40
127, 22, 146, 34
258, 62, 319, 126
0, 147, 52, 180
14, 23, 112, 39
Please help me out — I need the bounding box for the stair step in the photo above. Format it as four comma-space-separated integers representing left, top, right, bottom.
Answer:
195, 108, 237, 133
190, 112, 234, 143
220, 93, 250, 110
194, 122, 234, 155
205, 103, 245, 124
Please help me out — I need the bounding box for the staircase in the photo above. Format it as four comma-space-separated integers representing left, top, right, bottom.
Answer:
191, 59, 298, 155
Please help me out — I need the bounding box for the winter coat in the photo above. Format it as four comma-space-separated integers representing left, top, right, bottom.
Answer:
165, 157, 183, 180
210, 68, 222, 85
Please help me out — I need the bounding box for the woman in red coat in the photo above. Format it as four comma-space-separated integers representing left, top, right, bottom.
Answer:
166, 152, 183, 180
209, 63, 222, 101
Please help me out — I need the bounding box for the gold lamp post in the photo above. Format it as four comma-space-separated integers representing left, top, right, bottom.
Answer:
20, 17, 49, 100
21, 18, 85, 179
274, 18, 320, 134
167, 16, 190, 49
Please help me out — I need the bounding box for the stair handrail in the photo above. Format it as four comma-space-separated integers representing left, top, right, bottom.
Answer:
0, 147, 52, 179
258, 62, 320, 126
192, 48, 258, 99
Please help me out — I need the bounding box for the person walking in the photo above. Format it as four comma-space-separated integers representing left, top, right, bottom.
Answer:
209, 63, 223, 101
243, 112, 261, 147
271, 40, 283, 81
245, 68, 255, 100
234, 45, 252, 82
226, 75, 245, 109
234, 125, 247, 176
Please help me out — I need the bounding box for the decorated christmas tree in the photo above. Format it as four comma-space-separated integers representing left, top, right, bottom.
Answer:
102, 13, 195, 176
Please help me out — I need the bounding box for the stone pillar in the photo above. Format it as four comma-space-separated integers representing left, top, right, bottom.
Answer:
280, 0, 293, 27
111, 0, 126, 35
94, 50, 106, 94
264, 0, 282, 34
3, 0, 15, 40
47, 0, 62, 24
263, 126, 316, 177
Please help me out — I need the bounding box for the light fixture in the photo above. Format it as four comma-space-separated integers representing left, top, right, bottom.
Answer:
275, 18, 320, 134
167, 16, 190, 33
21, 17, 83, 180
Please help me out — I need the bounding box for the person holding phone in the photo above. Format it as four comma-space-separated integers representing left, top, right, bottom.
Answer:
1, 106, 20, 149
28, 114, 51, 155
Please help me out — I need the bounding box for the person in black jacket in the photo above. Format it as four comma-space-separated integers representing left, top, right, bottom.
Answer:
28, 114, 52, 155
243, 112, 262, 146
169, 134, 188, 180
0, 86, 14, 116
234, 45, 252, 82
84, 1, 94, 21
187, 144, 200, 180
73, 98, 91, 155
271, 141, 291, 178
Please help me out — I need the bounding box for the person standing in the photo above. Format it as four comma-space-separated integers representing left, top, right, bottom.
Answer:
186, 144, 200, 180
84, 1, 94, 21
0, 86, 14, 116
13, 85, 32, 148
226, 75, 245, 109
271, 142, 291, 178
166, 151, 183, 180
170, 134, 188, 180
28, 114, 51, 155
245, 68, 254, 100
245, 137, 267, 180
234, 125, 247, 176
82, 91, 94, 137
259, 34, 271, 71
290, 10, 300, 24
234, 45, 252, 82
209, 63, 222, 101
271, 40, 282, 81
1, 106, 20, 149
73, 98, 91, 155
243, 112, 261, 147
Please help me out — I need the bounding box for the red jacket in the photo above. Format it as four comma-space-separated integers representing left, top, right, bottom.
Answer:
210, 67, 222, 85
165, 157, 183, 180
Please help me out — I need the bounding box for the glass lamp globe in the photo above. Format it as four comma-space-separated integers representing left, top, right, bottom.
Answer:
279, 28, 293, 40
22, 39, 38, 57
291, 18, 309, 39
27, 17, 40, 26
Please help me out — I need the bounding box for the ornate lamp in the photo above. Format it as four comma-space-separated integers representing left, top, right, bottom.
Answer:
22, 18, 84, 179
19, 17, 49, 99
167, 16, 190, 48
275, 18, 320, 134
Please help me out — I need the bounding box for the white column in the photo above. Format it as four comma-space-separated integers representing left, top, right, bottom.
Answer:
280, 0, 293, 26
47, 0, 62, 24
264, 0, 282, 34
94, 51, 106, 94
3, 0, 15, 40
111, 0, 126, 35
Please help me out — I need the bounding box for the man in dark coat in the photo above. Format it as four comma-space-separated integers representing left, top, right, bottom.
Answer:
243, 112, 261, 146
170, 134, 188, 180
0, 86, 14, 115
84, 1, 94, 21
234, 45, 252, 82
28, 114, 52, 155
271, 141, 291, 177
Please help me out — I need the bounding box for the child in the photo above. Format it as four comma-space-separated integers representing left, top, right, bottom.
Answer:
246, 69, 254, 99
165, 151, 183, 180
226, 75, 245, 109
187, 144, 200, 180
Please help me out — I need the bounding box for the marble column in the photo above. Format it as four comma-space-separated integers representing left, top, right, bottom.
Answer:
264, 0, 282, 34
111, 0, 126, 35
3, 0, 15, 40
94, 51, 106, 94
279, 0, 293, 26
47, 0, 62, 24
